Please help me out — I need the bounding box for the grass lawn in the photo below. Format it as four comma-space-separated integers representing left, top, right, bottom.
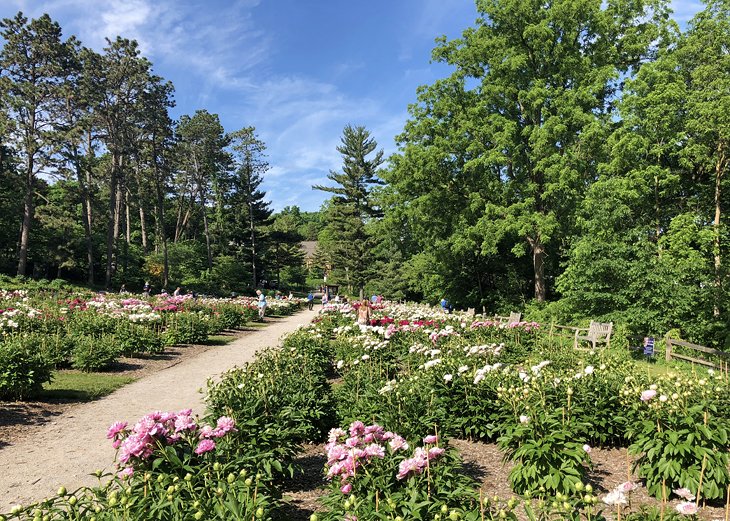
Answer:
204, 334, 238, 346
41, 371, 136, 401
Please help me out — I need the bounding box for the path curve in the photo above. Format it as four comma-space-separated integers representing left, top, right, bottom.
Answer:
0, 309, 318, 511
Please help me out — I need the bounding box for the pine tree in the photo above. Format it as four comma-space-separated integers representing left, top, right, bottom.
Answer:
228, 127, 271, 289
314, 125, 383, 298
0, 12, 77, 276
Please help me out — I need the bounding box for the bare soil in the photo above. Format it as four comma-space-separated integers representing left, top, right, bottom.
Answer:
278, 440, 727, 520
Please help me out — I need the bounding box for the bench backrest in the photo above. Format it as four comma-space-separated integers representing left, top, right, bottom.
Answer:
508, 311, 522, 323
588, 321, 612, 340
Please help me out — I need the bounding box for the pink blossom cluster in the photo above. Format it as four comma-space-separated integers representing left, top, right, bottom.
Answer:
325, 422, 446, 492
470, 320, 500, 329
325, 421, 409, 492
162, 294, 193, 306
382, 320, 440, 339
121, 298, 152, 308
428, 328, 460, 345
107, 410, 236, 472
396, 435, 445, 480
470, 320, 540, 332
507, 321, 540, 332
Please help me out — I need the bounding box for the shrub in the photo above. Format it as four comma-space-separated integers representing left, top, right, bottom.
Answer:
71, 334, 119, 372
0, 335, 53, 400
114, 322, 165, 356
163, 312, 210, 345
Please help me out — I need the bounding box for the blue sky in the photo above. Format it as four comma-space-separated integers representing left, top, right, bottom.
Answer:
3, 0, 705, 212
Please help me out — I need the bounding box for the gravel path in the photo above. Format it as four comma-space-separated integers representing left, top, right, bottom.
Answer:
0, 309, 318, 512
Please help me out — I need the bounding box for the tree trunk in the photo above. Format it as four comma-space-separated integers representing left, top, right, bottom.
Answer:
200, 190, 213, 269
529, 235, 546, 303
248, 170, 257, 288
139, 203, 148, 252
122, 188, 131, 279
152, 138, 169, 288
105, 154, 119, 288
76, 153, 95, 284
16, 169, 34, 277
713, 143, 726, 317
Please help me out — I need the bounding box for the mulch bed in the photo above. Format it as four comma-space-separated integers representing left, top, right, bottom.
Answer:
279, 439, 727, 520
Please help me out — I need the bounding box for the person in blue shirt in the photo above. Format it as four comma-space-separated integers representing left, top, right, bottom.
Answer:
256, 289, 267, 320
307, 292, 314, 310
440, 298, 453, 314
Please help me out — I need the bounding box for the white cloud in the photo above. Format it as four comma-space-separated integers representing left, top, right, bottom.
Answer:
670, 0, 704, 24
0, 0, 410, 213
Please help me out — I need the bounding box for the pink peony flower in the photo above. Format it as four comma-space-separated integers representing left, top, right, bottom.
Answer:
675, 501, 698, 515
617, 481, 639, 493
583, 444, 592, 453
423, 434, 438, 444
428, 447, 445, 460
388, 435, 409, 452
364, 443, 385, 459
640, 389, 657, 401
340, 483, 352, 495
349, 421, 366, 437
118, 466, 134, 479
107, 422, 128, 440
199, 425, 215, 438
673, 488, 696, 501
194, 439, 216, 455
216, 416, 236, 434
174, 415, 197, 433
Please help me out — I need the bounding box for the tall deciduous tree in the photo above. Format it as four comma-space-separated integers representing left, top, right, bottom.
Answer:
0, 12, 76, 276
676, 0, 730, 316
401, 0, 669, 302
314, 125, 383, 298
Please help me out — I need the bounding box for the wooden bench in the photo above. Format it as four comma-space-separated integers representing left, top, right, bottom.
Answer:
495, 311, 522, 324
573, 321, 613, 350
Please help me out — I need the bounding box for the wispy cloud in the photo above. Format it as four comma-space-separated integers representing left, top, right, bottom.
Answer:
1, 0, 270, 88
670, 0, 704, 24
398, 0, 475, 61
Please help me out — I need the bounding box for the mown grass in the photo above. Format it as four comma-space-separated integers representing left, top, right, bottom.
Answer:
41, 371, 136, 401
204, 334, 238, 346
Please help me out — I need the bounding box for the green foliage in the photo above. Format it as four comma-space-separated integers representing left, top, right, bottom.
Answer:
498, 412, 589, 496
71, 334, 119, 372
206, 330, 337, 477
163, 312, 211, 345
114, 322, 165, 356
624, 372, 730, 500
0, 335, 53, 399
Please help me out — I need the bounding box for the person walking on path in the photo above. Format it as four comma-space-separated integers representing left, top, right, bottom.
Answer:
356, 298, 371, 325
307, 291, 314, 310
256, 289, 267, 320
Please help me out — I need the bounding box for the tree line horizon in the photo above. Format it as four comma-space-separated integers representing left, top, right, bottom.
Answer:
1, 0, 730, 346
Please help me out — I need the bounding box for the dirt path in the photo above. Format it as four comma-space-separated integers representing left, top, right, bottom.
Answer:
0, 309, 318, 512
